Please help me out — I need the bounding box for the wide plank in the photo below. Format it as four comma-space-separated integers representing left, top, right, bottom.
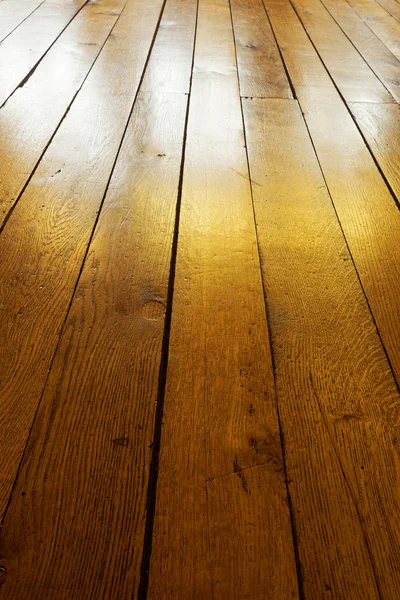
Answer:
230, 0, 293, 98
291, 0, 395, 103
350, 101, 400, 204
319, 0, 400, 102
376, 0, 400, 22
0, 0, 87, 107
0, 0, 44, 43
0, 90, 188, 600
146, 0, 299, 597
244, 96, 400, 600
346, 0, 400, 59
0, 0, 164, 521
264, 0, 400, 394
0, 0, 126, 229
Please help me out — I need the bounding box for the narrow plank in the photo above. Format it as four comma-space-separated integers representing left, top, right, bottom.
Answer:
0, 0, 164, 521
290, 0, 395, 103
346, 0, 400, 59
147, 0, 299, 597
350, 101, 400, 203
140, 0, 198, 93
0, 0, 126, 229
319, 0, 400, 102
230, 0, 293, 98
0, 0, 87, 108
244, 96, 400, 599
264, 0, 400, 395
0, 91, 188, 600
0, 0, 44, 43
376, 0, 400, 22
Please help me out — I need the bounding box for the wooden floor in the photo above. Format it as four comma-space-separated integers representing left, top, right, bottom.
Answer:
1, 0, 400, 597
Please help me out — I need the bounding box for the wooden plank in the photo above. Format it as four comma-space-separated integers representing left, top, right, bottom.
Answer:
0, 0, 87, 107
0, 0, 44, 43
0, 0, 126, 229
319, 0, 400, 102
376, 0, 400, 22
0, 91, 188, 600
346, 0, 400, 59
244, 96, 400, 600
230, 0, 293, 98
146, 1, 299, 598
0, 0, 164, 522
290, 0, 395, 103
140, 0, 198, 93
350, 101, 400, 205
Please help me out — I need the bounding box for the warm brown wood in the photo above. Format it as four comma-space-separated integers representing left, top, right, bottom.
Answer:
0, 0, 164, 522
0, 0, 126, 229
264, 0, 400, 396
244, 96, 400, 600
0, 90, 188, 600
230, 0, 293, 98
290, 0, 395, 102
0, 0, 88, 107
0, 0, 44, 43
146, 1, 299, 598
319, 0, 400, 102
346, 0, 400, 58
350, 101, 400, 204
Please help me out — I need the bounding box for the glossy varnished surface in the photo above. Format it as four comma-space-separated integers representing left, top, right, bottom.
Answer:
0, 0, 400, 598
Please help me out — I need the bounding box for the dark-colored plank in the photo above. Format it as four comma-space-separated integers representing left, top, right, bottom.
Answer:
230, 0, 293, 98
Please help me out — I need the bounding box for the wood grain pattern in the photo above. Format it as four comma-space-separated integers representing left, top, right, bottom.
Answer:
291, 0, 395, 103
264, 0, 400, 394
319, 0, 400, 102
0, 0, 126, 229
0, 0, 44, 43
0, 90, 188, 600
0, 0, 164, 522
140, 0, 198, 93
376, 0, 400, 22
244, 96, 400, 600
346, 0, 400, 58
230, 0, 293, 98
350, 101, 400, 205
0, 0, 88, 107
146, 0, 299, 597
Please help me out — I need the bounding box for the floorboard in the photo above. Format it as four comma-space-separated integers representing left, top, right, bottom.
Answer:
0, 0, 164, 522
0, 0, 400, 598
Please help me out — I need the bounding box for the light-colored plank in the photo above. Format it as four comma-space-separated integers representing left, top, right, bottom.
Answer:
350, 101, 400, 204
264, 0, 400, 397
0, 0, 126, 229
319, 0, 400, 102
0, 90, 188, 600
140, 0, 198, 93
346, 0, 400, 58
244, 96, 400, 600
0, 0, 87, 107
0, 0, 164, 522
291, 0, 395, 102
147, 0, 299, 598
0, 0, 44, 43
230, 0, 293, 98
376, 0, 400, 22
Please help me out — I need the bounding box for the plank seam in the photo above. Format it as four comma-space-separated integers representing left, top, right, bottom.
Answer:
137, 1, 200, 596
0, 0, 91, 109
0, 0, 168, 538
0, 0, 47, 45
0, 0, 129, 236
228, 2, 305, 598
